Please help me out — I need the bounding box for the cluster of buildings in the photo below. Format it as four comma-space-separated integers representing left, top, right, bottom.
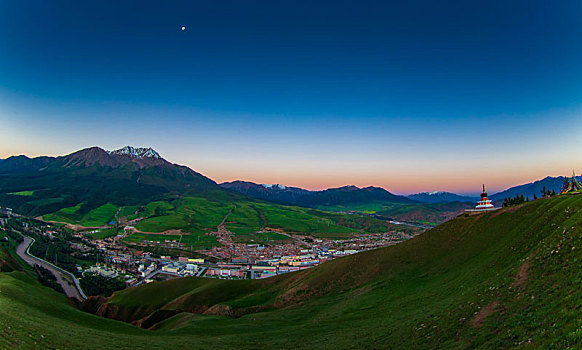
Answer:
6, 207, 422, 286
82, 265, 119, 278
69, 226, 419, 285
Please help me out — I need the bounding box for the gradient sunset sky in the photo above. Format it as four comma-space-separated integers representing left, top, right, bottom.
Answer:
1, 1, 581, 195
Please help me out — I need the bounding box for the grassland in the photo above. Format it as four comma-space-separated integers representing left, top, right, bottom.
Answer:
123, 232, 218, 250
39, 191, 406, 248
317, 201, 473, 226
1, 195, 582, 348
44, 202, 119, 227
7, 190, 35, 196
89, 228, 121, 240
231, 231, 290, 244
115, 196, 399, 245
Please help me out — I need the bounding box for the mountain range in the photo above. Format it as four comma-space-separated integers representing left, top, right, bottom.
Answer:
220, 181, 414, 208
0, 146, 419, 236
407, 191, 478, 203
489, 175, 578, 203
0, 146, 577, 226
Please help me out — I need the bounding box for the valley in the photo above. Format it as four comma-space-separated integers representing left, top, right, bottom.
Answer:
1, 193, 581, 348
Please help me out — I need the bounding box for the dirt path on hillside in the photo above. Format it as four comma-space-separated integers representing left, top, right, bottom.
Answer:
513, 259, 530, 289
470, 300, 500, 327
471, 255, 532, 328
39, 219, 107, 231
132, 228, 188, 236
219, 208, 232, 228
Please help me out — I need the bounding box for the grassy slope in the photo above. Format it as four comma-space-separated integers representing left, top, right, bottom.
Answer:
42, 194, 396, 241
317, 201, 473, 225
1, 195, 582, 348
44, 202, 119, 227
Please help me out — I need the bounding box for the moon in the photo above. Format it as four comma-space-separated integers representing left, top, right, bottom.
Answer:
181, 26, 186, 31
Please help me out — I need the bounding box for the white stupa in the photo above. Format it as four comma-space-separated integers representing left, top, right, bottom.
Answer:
474, 184, 495, 210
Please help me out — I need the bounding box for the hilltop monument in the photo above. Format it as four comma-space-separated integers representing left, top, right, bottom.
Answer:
475, 184, 495, 210
466, 184, 497, 213
559, 170, 582, 194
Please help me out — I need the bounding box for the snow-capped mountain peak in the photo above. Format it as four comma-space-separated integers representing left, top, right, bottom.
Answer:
261, 183, 286, 190
108, 146, 162, 159
426, 191, 445, 195
408, 191, 478, 203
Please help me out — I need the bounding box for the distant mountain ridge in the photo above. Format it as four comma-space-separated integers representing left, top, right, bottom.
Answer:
220, 181, 313, 204
2, 145, 578, 220
220, 181, 414, 207
490, 176, 579, 203
408, 191, 478, 203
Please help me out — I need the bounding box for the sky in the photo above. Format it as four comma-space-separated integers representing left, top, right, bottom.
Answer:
1, 0, 582, 195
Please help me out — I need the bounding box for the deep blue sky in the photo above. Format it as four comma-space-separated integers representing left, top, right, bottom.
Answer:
1, 1, 581, 194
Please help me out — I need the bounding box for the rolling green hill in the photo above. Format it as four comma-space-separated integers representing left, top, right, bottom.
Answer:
1, 194, 582, 348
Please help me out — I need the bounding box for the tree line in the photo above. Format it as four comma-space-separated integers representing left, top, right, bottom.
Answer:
502, 187, 557, 207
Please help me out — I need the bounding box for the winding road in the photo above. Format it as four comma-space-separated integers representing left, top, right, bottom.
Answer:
16, 235, 87, 301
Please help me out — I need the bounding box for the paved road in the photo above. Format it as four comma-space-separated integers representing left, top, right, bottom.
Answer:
16, 236, 87, 301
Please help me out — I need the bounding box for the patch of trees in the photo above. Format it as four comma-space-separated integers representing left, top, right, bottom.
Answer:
29, 235, 82, 276
503, 195, 528, 207
3, 229, 23, 244
538, 187, 556, 199
504, 187, 558, 206
35, 264, 65, 294
80, 274, 126, 297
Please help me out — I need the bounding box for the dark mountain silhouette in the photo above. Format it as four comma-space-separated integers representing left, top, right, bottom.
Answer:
0, 146, 218, 216
220, 181, 414, 207
490, 176, 579, 203
408, 191, 478, 203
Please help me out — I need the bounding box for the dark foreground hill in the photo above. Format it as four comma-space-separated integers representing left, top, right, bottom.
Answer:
1, 194, 582, 348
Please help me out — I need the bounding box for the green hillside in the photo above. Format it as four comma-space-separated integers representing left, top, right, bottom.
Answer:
315, 200, 473, 226
1, 195, 582, 348
45, 194, 401, 239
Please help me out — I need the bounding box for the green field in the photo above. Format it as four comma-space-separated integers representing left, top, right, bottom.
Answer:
8, 190, 35, 196
124, 197, 396, 243
39, 191, 405, 244
135, 197, 230, 234
89, 228, 121, 240
81, 203, 119, 226
44, 202, 119, 227
225, 203, 262, 234
123, 232, 218, 250
1, 195, 582, 348
317, 201, 472, 226
232, 230, 290, 244
117, 205, 140, 219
